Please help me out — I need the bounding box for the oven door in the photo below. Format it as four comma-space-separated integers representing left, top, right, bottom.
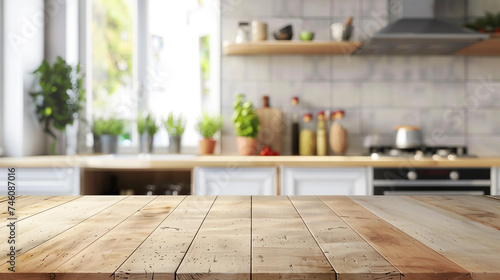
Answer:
373, 181, 491, 195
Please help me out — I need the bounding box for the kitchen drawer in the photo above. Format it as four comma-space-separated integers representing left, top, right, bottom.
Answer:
193, 167, 277, 195
0, 167, 80, 195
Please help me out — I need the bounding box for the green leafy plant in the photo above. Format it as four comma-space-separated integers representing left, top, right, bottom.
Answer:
195, 113, 223, 139
232, 94, 260, 138
30, 56, 85, 154
93, 117, 125, 136
137, 116, 145, 135
164, 113, 186, 137
465, 11, 500, 32
146, 114, 158, 136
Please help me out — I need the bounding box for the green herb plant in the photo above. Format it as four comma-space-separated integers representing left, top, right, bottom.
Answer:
137, 116, 145, 135
232, 94, 260, 138
30, 56, 85, 154
195, 113, 223, 139
93, 117, 125, 136
146, 114, 158, 136
164, 113, 186, 137
465, 11, 500, 32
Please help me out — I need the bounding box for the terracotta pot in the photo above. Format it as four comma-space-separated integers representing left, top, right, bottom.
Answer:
199, 138, 216, 155
236, 136, 257, 155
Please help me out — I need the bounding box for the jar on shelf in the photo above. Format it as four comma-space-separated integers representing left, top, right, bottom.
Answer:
299, 113, 316, 156
290, 97, 300, 156
236, 22, 250, 44
329, 110, 348, 155
316, 111, 327, 156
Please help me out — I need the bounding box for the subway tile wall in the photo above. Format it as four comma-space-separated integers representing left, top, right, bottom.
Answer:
220, 0, 500, 156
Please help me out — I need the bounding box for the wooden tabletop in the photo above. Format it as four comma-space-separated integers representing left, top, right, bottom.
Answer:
1, 195, 500, 280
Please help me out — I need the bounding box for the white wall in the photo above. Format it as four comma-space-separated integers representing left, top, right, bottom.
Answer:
0, 0, 4, 155
3, 0, 46, 157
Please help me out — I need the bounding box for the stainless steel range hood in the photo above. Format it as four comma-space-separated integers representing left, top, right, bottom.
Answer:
356, 0, 489, 55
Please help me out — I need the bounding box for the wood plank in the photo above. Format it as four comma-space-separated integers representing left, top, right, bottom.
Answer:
252, 196, 335, 280
0, 195, 125, 265
115, 196, 216, 280
0, 196, 157, 274
52, 196, 185, 280
223, 41, 362, 55
289, 196, 400, 280
352, 196, 500, 280
0, 196, 79, 223
412, 196, 500, 230
456, 36, 500, 55
176, 196, 251, 280
321, 196, 471, 280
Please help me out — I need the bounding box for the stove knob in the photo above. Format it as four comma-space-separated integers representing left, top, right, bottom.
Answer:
407, 171, 418, 181
450, 171, 460, 181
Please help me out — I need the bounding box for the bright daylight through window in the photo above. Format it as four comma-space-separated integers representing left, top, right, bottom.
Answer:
90, 0, 219, 152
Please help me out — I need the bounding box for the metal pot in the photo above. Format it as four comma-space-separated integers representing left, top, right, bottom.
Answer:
394, 126, 423, 149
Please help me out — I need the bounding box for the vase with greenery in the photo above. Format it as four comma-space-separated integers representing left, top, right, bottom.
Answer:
92, 117, 125, 154
146, 114, 158, 153
232, 94, 260, 155
195, 112, 223, 155
164, 113, 186, 153
137, 113, 158, 154
137, 114, 146, 153
30, 56, 85, 155
465, 11, 500, 33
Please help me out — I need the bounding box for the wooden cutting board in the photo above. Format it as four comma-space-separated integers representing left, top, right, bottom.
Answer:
256, 96, 282, 153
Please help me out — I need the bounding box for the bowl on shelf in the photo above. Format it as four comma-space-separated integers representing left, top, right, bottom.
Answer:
299, 30, 315, 41
273, 25, 293, 40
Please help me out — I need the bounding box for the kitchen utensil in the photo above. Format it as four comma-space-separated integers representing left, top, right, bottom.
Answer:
299, 30, 315, 41
331, 16, 354, 41
256, 96, 282, 153
394, 125, 423, 149
251, 20, 268, 42
273, 25, 293, 40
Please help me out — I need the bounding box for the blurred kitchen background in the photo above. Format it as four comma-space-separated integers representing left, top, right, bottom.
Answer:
1, 0, 500, 157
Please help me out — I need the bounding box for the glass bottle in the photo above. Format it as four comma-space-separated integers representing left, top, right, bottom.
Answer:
299, 113, 316, 156
291, 97, 300, 156
329, 110, 348, 155
236, 22, 250, 44
316, 111, 327, 156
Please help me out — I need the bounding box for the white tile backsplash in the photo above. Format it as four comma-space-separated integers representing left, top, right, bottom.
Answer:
220, 0, 500, 155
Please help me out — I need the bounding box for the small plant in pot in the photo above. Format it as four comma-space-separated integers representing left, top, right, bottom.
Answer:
137, 113, 158, 153
232, 94, 260, 155
195, 112, 223, 155
164, 113, 186, 154
92, 117, 125, 154
30, 56, 85, 155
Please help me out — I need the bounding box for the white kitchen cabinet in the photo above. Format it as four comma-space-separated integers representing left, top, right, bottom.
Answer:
193, 167, 277, 195
281, 167, 371, 195
0, 167, 80, 195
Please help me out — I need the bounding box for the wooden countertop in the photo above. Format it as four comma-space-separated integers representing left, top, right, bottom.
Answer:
2, 155, 500, 169
1, 195, 499, 279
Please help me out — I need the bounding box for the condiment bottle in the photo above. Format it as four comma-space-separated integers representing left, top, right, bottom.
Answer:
291, 97, 299, 155
299, 113, 316, 156
329, 110, 347, 155
236, 22, 250, 43
316, 111, 327, 156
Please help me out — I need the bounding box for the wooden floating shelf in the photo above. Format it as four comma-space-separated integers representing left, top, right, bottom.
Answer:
456, 34, 500, 56
223, 41, 362, 55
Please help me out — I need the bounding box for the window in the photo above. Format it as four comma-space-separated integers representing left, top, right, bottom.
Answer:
88, 0, 220, 152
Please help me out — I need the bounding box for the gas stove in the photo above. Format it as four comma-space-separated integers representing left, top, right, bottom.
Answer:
368, 146, 473, 160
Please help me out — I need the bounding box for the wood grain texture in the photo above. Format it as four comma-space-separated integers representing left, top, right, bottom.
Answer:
412, 196, 500, 230
177, 196, 251, 280
0, 196, 125, 265
223, 41, 362, 55
252, 196, 335, 280
0, 196, 79, 223
53, 196, 184, 280
321, 196, 471, 280
289, 196, 400, 280
1, 196, 157, 274
115, 196, 216, 280
353, 196, 500, 280
456, 35, 500, 55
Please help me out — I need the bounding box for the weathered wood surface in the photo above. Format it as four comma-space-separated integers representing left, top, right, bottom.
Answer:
0, 195, 499, 280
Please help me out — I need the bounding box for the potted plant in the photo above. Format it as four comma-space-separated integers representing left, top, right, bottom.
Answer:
465, 11, 500, 33
30, 56, 85, 155
137, 113, 157, 154
232, 94, 260, 155
92, 117, 125, 154
164, 113, 186, 153
195, 112, 223, 155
